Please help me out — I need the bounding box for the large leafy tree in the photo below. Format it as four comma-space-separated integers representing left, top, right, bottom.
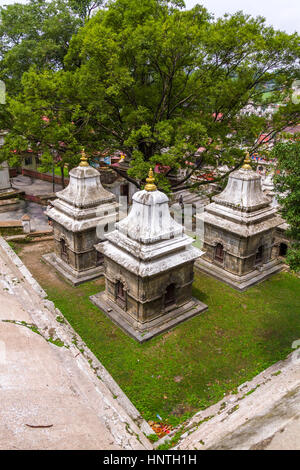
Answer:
273, 138, 300, 272
1, 0, 299, 191
68, 0, 105, 21
0, 0, 83, 180
0, 0, 81, 92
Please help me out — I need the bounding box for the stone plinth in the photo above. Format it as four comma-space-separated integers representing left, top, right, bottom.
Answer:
90, 292, 207, 343
196, 159, 284, 291
43, 157, 118, 285
91, 173, 207, 342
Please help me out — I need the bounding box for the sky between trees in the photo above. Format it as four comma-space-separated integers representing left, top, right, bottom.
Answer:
1, 0, 299, 34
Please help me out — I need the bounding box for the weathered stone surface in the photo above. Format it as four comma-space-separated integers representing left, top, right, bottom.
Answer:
43, 251, 104, 286
176, 352, 300, 450
90, 291, 207, 343
0, 236, 152, 450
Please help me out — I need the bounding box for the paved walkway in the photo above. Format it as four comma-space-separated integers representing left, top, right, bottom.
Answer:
0, 201, 49, 231
176, 349, 300, 450
0, 237, 152, 450
0, 175, 58, 231
12, 175, 62, 196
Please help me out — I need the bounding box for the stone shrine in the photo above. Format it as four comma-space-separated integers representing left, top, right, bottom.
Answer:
90, 169, 207, 342
262, 172, 279, 207
43, 150, 118, 285
0, 131, 23, 211
196, 154, 284, 291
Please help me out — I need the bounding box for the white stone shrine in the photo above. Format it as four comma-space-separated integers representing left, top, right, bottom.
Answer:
43, 150, 118, 285
90, 169, 207, 342
196, 154, 285, 291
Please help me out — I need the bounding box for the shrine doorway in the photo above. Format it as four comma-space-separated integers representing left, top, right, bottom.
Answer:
164, 283, 176, 308
214, 243, 224, 263
116, 280, 126, 308
279, 243, 288, 257
60, 238, 68, 262
255, 245, 264, 264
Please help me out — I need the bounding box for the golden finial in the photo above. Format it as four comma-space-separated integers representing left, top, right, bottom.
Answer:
79, 148, 89, 167
144, 168, 157, 192
242, 152, 252, 170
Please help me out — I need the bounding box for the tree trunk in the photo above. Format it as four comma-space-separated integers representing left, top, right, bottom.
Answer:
60, 165, 65, 189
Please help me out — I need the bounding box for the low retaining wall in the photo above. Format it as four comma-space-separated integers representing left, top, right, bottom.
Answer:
0, 220, 23, 236
21, 168, 70, 186
23, 193, 55, 205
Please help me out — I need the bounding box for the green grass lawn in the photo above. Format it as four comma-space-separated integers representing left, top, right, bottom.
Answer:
37, 166, 69, 178
38, 269, 300, 427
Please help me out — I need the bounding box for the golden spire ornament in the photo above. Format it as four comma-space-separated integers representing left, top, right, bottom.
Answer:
79, 148, 89, 167
145, 168, 157, 192
241, 152, 252, 170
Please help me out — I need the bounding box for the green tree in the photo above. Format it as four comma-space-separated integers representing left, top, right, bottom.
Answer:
1, 0, 299, 191
0, 0, 81, 92
273, 138, 300, 272
0, 68, 81, 187
68, 0, 105, 21
0, 0, 82, 177
63, 0, 300, 189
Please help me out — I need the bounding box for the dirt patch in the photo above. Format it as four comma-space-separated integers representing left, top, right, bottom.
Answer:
15, 241, 104, 291
171, 403, 196, 417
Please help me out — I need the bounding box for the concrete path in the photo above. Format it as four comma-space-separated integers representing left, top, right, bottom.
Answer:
0, 200, 49, 231
176, 350, 300, 450
0, 237, 152, 450
0, 175, 61, 231
12, 175, 62, 196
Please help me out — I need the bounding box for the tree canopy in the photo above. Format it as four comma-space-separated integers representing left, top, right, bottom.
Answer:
273, 138, 300, 272
0, 0, 299, 191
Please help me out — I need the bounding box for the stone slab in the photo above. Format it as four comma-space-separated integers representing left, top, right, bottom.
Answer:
0, 220, 22, 228
195, 257, 285, 291
0, 198, 22, 213
176, 351, 300, 450
0, 189, 24, 200
42, 252, 104, 286
90, 291, 208, 343
0, 236, 152, 449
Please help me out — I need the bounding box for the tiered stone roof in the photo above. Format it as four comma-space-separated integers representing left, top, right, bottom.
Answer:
46, 152, 118, 232
101, 169, 203, 277
204, 157, 283, 237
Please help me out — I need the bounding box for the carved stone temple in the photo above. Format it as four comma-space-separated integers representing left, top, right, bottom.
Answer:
90, 169, 207, 342
43, 150, 118, 285
195, 154, 285, 291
